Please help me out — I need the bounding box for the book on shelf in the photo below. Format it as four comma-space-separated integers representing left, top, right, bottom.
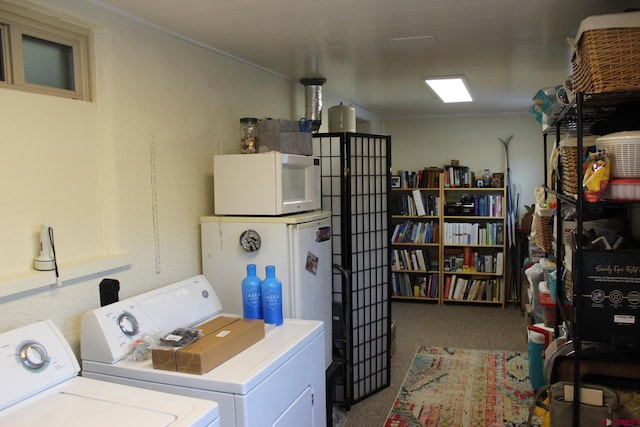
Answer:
467, 280, 479, 300
496, 223, 504, 245
392, 273, 408, 296
412, 189, 427, 216
392, 273, 439, 298
454, 278, 467, 300
392, 248, 431, 271
444, 165, 471, 188
462, 247, 472, 272
443, 222, 504, 245
495, 252, 504, 275
397, 168, 442, 189
486, 279, 494, 301
442, 275, 504, 302
419, 167, 441, 188
448, 275, 457, 299
393, 220, 438, 244
481, 254, 494, 273
444, 275, 451, 298
471, 194, 504, 217
415, 249, 427, 271
390, 194, 405, 215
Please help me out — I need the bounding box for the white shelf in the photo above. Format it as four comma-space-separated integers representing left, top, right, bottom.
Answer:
0, 253, 131, 298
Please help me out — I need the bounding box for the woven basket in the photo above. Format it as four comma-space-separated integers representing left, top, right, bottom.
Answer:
534, 213, 553, 253
565, 271, 573, 303
559, 136, 597, 196
560, 146, 580, 195
572, 26, 640, 93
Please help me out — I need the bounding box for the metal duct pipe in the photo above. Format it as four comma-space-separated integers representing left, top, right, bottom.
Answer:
300, 77, 326, 131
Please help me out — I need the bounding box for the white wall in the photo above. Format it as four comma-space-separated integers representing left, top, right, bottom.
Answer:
386, 114, 545, 219
0, 0, 386, 355
0, 0, 557, 357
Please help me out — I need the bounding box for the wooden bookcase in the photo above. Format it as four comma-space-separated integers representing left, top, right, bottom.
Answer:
390, 169, 441, 302
390, 170, 506, 307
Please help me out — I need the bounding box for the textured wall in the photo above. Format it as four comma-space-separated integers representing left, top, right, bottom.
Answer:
0, 0, 295, 356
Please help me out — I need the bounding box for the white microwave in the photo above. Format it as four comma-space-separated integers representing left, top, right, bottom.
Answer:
213, 152, 321, 215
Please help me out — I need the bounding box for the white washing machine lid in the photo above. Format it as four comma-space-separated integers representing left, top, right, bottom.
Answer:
0, 376, 219, 426
82, 318, 323, 395
0, 320, 218, 426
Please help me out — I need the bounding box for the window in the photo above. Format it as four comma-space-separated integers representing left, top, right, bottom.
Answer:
0, 2, 92, 100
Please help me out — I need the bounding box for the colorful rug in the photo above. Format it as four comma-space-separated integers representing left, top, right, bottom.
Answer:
385, 347, 540, 427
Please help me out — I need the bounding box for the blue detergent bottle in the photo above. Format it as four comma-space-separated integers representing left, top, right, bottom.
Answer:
261, 265, 283, 325
242, 264, 262, 319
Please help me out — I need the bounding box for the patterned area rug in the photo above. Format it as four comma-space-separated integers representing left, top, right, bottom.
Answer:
385, 347, 540, 427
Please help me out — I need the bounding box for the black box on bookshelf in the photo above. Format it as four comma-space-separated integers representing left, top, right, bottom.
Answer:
460, 204, 475, 215
445, 203, 460, 215
445, 203, 475, 215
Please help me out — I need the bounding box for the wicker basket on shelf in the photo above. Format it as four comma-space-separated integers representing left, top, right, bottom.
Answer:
565, 271, 573, 303
571, 14, 640, 93
560, 147, 580, 196
559, 136, 597, 196
534, 211, 553, 253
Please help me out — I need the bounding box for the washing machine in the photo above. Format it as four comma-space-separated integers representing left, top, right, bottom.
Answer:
0, 320, 219, 426
80, 275, 326, 427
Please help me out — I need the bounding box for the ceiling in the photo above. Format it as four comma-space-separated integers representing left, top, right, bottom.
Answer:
92, 0, 638, 118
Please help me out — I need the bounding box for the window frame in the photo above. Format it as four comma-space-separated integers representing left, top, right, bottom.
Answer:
0, 2, 92, 101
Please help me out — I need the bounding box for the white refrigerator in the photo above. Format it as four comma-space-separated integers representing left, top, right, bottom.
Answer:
200, 211, 332, 367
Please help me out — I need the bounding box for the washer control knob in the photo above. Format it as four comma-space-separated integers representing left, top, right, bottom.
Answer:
19, 341, 48, 370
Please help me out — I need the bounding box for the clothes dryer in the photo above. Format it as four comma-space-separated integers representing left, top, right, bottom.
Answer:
80, 275, 326, 427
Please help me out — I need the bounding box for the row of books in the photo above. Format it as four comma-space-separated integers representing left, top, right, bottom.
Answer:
443, 222, 504, 245
392, 273, 439, 298
391, 191, 439, 216
470, 194, 503, 217
443, 250, 504, 274
391, 248, 434, 272
443, 275, 502, 302
391, 220, 439, 244
443, 165, 471, 188
395, 168, 441, 189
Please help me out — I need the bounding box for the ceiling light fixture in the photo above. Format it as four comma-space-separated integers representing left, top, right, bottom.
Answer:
424, 76, 473, 103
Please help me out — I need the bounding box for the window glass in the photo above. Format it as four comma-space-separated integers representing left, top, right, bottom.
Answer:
282, 166, 305, 201
0, 2, 91, 100
22, 34, 74, 90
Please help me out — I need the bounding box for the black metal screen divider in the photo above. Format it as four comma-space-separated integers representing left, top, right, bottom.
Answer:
313, 132, 392, 409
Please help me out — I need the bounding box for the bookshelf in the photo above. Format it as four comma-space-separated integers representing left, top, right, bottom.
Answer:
390, 169, 441, 302
391, 170, 506, 307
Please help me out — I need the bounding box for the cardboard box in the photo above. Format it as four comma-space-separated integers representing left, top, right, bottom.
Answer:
257, 119, 312, 156
152, 317, 265, 374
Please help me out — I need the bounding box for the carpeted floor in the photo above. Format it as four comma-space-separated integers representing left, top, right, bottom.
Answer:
385, 347, 537, 426
340, 301, 529, 426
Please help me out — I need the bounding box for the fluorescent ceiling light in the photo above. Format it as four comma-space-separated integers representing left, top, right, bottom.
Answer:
424, 76, 473, 103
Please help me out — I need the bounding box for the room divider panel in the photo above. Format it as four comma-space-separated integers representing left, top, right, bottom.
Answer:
313, 132, 392, 408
